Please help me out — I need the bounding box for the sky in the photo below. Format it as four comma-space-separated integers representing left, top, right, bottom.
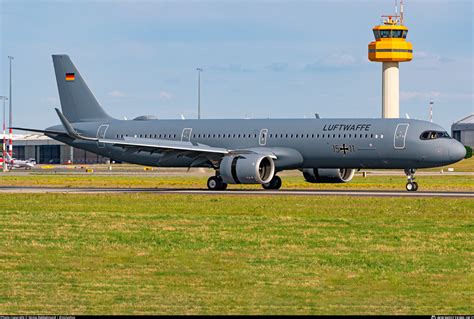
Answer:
0, 0, 473, 131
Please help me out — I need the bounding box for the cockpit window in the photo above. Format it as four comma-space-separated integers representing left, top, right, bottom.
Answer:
420, 131, 450, 140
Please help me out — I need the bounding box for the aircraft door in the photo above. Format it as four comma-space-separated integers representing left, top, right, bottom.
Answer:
97, 124, 109, 148
181, 128, 192, 142
259, 129, 268, 146
394, 123, 409, 149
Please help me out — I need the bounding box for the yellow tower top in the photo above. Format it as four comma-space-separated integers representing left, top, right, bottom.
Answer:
368, 10, 413, 62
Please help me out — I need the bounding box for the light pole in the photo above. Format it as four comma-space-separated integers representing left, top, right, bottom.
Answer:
8, 56, 14, 157
196, 68, 203, 119
0, 96, 8, 172
429, 101, 434, 122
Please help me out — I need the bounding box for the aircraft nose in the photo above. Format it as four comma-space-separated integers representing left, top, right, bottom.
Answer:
450, 141, 466, 162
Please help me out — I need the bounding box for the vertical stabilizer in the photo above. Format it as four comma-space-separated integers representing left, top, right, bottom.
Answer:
52, 55, 113, 123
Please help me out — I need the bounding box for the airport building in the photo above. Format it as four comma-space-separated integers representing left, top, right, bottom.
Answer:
451, 114, 474, 147
0, 133, 110, 164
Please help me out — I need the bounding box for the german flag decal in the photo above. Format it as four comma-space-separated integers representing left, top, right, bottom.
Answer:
65, 73, 75, 81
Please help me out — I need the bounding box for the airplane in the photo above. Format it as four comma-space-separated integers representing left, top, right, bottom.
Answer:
14, 55, 467, 191
5, 153, 36, 170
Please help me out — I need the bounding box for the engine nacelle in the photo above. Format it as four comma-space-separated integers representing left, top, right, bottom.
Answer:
303, 168, 355, 183
220, 154, 275, 184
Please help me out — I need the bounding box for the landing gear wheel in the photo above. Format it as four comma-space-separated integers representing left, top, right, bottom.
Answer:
207, 176, 227, 191
404, 168, 418, 192
405, 182, 419, 192
262, 175, 282, 190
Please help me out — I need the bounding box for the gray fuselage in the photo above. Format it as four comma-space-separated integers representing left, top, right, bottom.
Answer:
47, 117, 466, 170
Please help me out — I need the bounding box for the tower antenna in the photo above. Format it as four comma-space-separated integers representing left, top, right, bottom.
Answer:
395, 0, 398, 20
400, 0, 404, 24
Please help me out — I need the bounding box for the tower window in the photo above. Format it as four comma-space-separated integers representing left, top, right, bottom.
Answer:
391, 30, 403, 38
380, 30, 391, 38
373, 30, 381, 39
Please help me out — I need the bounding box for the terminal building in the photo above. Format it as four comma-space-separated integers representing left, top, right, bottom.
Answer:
451, 114, 474, 147
0, 133, 110, 164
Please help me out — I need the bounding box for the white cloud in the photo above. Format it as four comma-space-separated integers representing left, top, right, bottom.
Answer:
159, 91, 172, 100
321, 53, 356, 67
305, 53, 358, 72
400, 91, 441, 101
414, 51, 453, 64
108, 90, 127, 98
265, 62, 288, 72
400, 91, 473, 102
46, 96, 59, 105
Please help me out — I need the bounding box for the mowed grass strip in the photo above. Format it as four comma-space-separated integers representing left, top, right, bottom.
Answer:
0, 194, 472, 314
0, 174, 473, 191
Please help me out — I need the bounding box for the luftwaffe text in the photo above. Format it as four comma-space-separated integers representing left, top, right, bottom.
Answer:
323, 124, 371, 131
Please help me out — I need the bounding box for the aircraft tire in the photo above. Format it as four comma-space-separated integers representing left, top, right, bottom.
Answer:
406, 182, 417, 192
207, 176, 220, 190
207, 176, 227, 191
262, 175, 282, 190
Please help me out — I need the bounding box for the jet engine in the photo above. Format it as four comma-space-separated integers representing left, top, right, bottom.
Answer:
220, 154, 275, 184
302, 168, 355, 183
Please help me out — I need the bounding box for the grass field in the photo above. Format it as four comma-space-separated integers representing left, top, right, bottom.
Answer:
28, 157, 474, 173
0, 174, 473, 191
1, 194, 472, 314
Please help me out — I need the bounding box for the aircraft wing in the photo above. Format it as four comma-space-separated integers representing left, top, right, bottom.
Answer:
99, 136, 230, 155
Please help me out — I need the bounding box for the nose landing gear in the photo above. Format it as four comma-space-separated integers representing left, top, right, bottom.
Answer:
404, 168, 418, 191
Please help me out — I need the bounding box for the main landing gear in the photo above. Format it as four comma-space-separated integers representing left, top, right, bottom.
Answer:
262, 175, 282, 190
404, 168, 418, 192
207, 176, 227, 191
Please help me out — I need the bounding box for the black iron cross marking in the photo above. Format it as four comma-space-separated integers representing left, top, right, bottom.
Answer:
339, 144, 349, 154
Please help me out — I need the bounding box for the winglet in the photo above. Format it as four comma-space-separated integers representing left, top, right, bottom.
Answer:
55, 108, 97, 141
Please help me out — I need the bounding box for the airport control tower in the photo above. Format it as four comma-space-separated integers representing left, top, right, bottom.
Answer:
368, 0, 413, 118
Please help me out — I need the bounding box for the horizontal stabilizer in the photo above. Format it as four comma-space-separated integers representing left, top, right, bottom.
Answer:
10, 127, 68, 136
55, 108, 97, 141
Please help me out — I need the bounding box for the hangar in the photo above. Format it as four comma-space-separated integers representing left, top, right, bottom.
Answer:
1, 133, 110, 164
451, 114, 474, 147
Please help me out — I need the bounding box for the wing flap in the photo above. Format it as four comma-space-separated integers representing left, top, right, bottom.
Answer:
99, 136, 230, 155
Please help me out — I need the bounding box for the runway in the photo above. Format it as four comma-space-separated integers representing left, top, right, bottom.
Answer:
0, 186, 473, 198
